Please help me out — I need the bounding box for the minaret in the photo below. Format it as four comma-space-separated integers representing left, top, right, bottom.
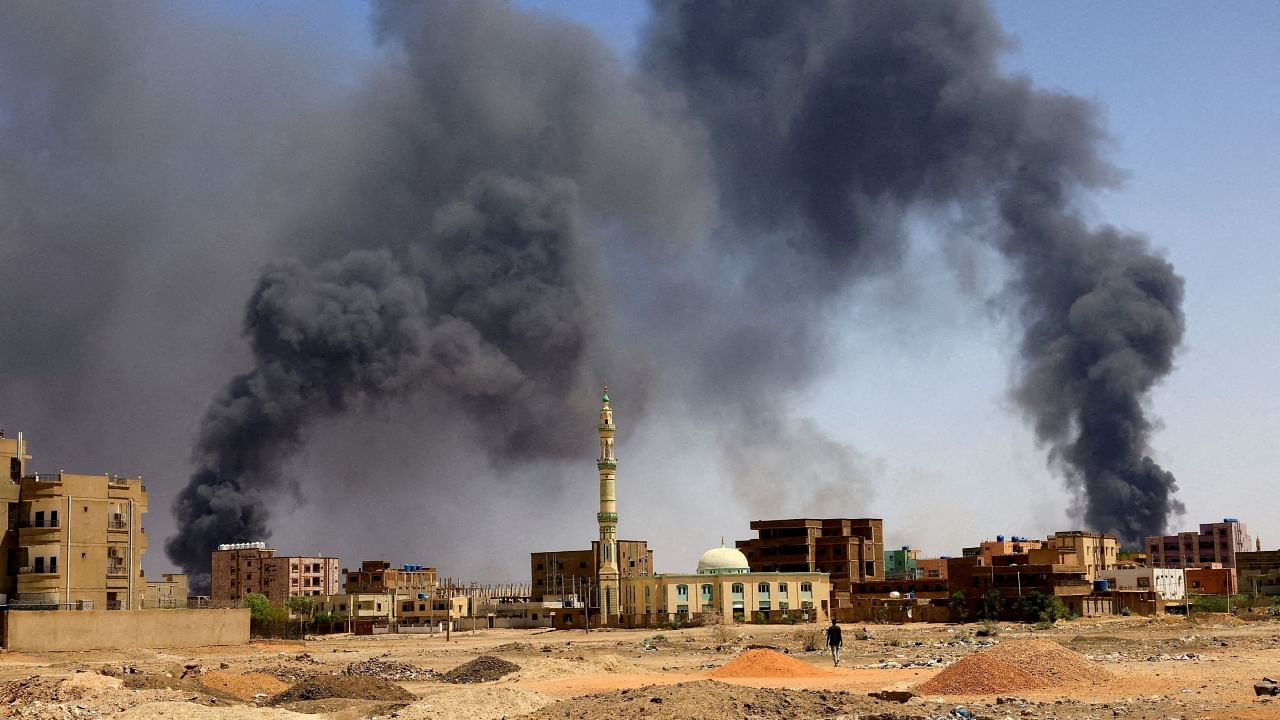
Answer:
596, 385, 619, 622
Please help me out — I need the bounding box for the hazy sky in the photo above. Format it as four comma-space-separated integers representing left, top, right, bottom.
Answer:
2, 1, 1275, 581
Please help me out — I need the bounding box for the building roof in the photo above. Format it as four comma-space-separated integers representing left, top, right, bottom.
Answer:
697, 545, 751, 574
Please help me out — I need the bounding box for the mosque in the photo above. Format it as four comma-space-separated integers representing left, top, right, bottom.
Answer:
591, 387, 832, 627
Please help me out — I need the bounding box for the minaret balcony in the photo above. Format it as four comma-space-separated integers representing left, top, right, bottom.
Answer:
597, 423, 615, 432
597, 459, 616, 470
597, 512, 618, 524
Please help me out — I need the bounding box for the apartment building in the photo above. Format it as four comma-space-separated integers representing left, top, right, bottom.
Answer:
1146, 519, 1252, 569
15, 471, 148, 610
530, 540, 654, 602
884, 546, 920, 579
345, 560, 436, 596
1236, 550, 1280, 595
736, 518, 884, 606
1046, 531, 1120, 581
0, 431, 31, 599
210, 543, 340, 605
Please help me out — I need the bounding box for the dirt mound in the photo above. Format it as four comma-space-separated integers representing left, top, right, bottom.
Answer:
268, 675, 416, 705
344, 657, 439, 681
915, 638, 1113, 695
493, 642, 536, 653
442, 655, 522, 684
198, 671, 289, 701
709, 648, 829, 678
518, 680, 912, 720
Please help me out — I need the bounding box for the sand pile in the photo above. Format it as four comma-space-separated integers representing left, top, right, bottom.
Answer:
518, 680, 894, 720
198, 671, 289, 701
915, 638, 1113, 695
442, 656, 521, 684
709, 648, 830, 679
268, 675, 416, 705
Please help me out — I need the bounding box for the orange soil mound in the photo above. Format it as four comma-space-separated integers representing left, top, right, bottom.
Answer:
915, 638, 1113, 695
198, 671, 288, 701
710, 648, 829, 679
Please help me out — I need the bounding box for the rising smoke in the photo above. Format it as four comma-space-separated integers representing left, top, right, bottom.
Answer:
0, 0, 1184, 586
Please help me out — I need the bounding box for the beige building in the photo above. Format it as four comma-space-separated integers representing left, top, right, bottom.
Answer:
210, 543, 340, 605
143, 573, 189, 608
620, 544, 831, 627
15, 471, 148, 610
0, 431, 31, 600
317, 592, 393, 621
1047, 531, 1119, 581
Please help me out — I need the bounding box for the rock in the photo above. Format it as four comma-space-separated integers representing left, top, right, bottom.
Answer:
869, 690, 917, 703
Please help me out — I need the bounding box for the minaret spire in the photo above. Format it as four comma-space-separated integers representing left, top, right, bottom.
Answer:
596, 384, 619, 623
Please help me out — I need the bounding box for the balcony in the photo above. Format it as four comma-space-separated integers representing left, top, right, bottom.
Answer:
106, 563, 128, 577
18, 565, 59, 575
19, 519, 59, 530
108, 517, 128, 531
23, 473, 60, 484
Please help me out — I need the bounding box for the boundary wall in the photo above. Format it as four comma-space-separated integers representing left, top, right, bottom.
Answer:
3, 609, 249, 651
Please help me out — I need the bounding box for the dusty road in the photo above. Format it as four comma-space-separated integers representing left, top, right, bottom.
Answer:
1, 614, 1278, 719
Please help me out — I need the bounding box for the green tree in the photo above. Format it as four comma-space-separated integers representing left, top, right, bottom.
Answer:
1016, 591, 1071, 624
978, 588, 1002, 620
949, 591, 969, 622
244, 592, 272, 620
288, 595, 317, 618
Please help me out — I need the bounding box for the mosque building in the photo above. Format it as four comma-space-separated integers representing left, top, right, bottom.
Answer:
618, 540, 831, 626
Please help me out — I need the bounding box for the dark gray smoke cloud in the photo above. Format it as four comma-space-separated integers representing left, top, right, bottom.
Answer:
642, 0, 1184, 547
2, 0, 1185, 584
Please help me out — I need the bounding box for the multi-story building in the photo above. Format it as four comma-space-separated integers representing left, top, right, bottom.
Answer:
210, 543, 340, 605
1186, 566, 1237, 595
15, 471, 148, 610
736, 518, 884, 607
344, 560, 436, 596
1104, 567, 1185, 600
917, 557, 949, 580
0, 431, 149, 610
884, 546, 920, 579
1047, 531, 1120, 581
1146, 519, 1252, 570
962, 536, 1045, 565
1236, 549, 1280, 595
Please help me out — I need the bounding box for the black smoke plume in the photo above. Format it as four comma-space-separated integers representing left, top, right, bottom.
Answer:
642, 0, 1185, 547
0, 0, 1184, 582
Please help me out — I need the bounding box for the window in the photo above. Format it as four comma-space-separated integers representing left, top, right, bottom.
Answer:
536, 563, 543, 571
50, 510, 58, 527
731, 583, 744, 596
676, 584, 689, 599
50, 556, 57, 573
34, 510, 44, 527
778, 582, 788, 595
700, 584, 713, 601
800, 582, 812, 593
676, 604, 689, 614
580, 561, 587, 569
758, 582, 769, 593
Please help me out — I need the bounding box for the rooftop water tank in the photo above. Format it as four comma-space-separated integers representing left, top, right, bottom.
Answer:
1224, 517, 1239, 523
996, 534, 1005, 542
1092, 579, 1110, 593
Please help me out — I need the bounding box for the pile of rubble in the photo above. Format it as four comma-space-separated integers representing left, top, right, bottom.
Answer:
342, 657, 439, 681
441, 656, 521, 684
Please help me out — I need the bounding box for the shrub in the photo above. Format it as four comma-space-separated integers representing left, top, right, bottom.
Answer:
1018, 591, 1071, 624
792, 625, 822, 652
948, 591, 969, 622
977, 620, 1001, 637
710, 624, 739, 646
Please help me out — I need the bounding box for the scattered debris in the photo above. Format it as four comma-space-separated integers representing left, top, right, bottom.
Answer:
441, 656, 522, 684
343, 657, 439, 681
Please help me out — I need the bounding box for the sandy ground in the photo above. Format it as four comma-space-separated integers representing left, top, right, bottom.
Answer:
1, 614, 1278, 719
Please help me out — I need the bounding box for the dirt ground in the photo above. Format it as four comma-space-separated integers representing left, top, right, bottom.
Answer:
2, 614, 1279, 719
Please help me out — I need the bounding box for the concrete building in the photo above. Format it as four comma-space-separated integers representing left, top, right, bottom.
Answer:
736, 518, 884, 608
344, 560, 436, 605
529, 387, 652, 625
1236, 550, 1280, 595
210, 543, 340, 605
1047, 531, 1120, 582
16, 471, 148, 610
1104, 568, 1185, 601
962, 536, 1045, 565
917, 558, 949, 580
317, 592, 393, 621
1186, 566, 1237, 595
0, 432, 149, 611
884, 546, 920, 579
619, 543, 831, 626
143, 573, 189, 608
1146, 519, 1252, 570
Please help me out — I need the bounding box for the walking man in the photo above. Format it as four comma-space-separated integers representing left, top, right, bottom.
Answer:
825, 618, 843, 667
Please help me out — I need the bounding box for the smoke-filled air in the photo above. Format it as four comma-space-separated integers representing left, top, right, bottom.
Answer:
0, 0, 1186, 589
